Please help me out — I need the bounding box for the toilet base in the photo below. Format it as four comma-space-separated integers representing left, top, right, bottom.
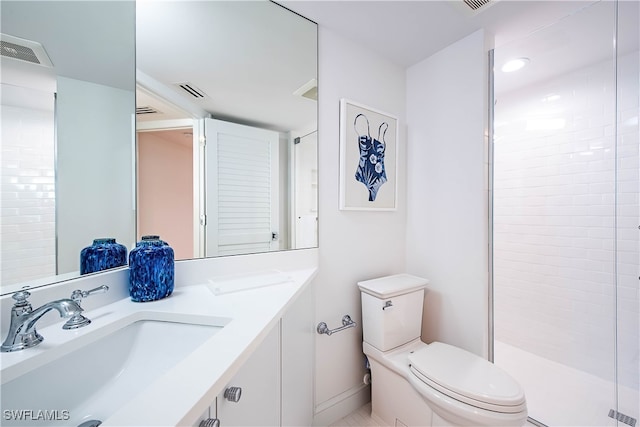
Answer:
364, 340, 528, 427
369, 355, 434, 426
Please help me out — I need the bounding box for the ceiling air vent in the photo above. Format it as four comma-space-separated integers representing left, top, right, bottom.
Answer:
452, 0, 497, 16
175, 82, 206, 99
463, 0, 492, 11
136, 106, 160, 115
1, 33, 53, 67
293, 78, 318, 101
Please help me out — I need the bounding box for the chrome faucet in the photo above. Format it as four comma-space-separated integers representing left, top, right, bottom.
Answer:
1, 289, 83, 353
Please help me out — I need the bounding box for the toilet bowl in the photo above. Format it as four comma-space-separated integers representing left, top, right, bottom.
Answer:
359, 274, 528, 427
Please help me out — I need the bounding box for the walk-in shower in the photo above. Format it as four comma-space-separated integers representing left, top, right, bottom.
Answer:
490, 1, 639, 426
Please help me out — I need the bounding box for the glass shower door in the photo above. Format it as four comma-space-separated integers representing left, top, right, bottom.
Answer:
614, 1, 639, 425
491, 1, 639, 425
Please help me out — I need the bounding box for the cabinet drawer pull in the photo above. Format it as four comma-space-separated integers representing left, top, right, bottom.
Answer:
199, 418, 220, 427
224, 386, 242, 402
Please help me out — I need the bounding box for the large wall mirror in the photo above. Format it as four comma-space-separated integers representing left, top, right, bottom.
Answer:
135, 0, 318, 260
1, 1, 136, 295
0, 0, 317, 295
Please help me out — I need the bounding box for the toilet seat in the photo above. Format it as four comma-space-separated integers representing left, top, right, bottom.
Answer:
408, 342, 527, 414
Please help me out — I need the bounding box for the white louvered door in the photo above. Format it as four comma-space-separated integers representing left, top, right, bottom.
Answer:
204, 118, 279, 257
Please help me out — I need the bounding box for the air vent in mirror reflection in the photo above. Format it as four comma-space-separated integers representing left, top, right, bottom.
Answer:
136, 106, 160, 115
175, 82, 206, 98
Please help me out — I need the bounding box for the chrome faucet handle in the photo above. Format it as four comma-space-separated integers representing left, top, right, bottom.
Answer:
10, 289, 33, 315
12, 289, 31, 304
63, 285, 109, 330
70, 285, 109, 304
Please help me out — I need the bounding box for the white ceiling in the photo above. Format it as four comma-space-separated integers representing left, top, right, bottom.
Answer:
280, 0, 597, 68
135, 0, 318, 132
139, 0, 626, 131
493, 0, 639, 95
282, 0, 637, 95
4, 1, 636, 134
136, 0, 604, 130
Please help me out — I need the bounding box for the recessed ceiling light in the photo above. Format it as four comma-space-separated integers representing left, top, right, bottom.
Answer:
501, 58, 530, 73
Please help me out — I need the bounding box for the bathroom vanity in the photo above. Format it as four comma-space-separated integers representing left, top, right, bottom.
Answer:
0, 265, 316, 427
2, 1, 319, 424
193, 271, 316, 427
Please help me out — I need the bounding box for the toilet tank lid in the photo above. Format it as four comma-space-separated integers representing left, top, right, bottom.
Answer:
358, 274, 429, 298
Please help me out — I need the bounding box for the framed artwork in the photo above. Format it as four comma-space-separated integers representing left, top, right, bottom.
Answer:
339, 99, 398, 211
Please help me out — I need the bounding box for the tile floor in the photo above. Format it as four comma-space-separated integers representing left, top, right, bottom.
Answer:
330, 403, 538, 426
495, 340, 638, 427
330, 342, 640, 427
330, 403, 379, 427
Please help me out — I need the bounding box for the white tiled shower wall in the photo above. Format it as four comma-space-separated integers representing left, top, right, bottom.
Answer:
494, 52, 639, 389
1, 96, 56, 285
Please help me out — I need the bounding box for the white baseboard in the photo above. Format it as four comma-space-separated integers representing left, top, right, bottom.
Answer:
313, 384, 371, 426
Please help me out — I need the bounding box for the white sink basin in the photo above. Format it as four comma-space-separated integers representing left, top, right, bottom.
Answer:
1, 319, 224, 426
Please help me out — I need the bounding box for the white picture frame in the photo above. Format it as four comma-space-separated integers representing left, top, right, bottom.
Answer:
339, 98, 398, 211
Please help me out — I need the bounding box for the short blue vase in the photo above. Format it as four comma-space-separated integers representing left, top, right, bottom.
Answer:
80, 238, 128, 275
128, 235, 174, 302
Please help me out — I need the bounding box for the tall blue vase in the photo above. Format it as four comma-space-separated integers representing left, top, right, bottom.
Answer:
80, 238, 127, 275
128, 235, 174, 302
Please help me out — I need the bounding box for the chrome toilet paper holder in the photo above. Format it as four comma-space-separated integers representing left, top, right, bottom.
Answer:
317, 315, 356, 336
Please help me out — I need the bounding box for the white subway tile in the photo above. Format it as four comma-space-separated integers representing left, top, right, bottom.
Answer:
494, 54, 638, 380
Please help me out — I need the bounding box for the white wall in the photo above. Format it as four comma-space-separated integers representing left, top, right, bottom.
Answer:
56, 77, 136, 274
291, 129, 318, 249
313, 27, 407, 424
405, 30, 492, 357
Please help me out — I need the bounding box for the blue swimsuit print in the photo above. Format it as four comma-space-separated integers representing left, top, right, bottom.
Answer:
354, 113, 388, 201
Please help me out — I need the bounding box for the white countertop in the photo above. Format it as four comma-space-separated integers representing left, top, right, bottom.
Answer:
0, 267, 317, 427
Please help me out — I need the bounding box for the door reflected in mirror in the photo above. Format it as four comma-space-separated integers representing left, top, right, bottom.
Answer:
135, 0, 318, 261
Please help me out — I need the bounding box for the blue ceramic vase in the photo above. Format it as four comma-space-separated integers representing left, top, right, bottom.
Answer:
80, 238, 127, 275
128, 235, 174, 302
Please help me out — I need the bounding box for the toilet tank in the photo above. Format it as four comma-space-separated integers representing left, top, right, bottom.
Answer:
358, 274, 429, 351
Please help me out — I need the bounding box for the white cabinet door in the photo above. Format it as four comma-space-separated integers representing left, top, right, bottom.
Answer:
217, 323, 281, 426
198, 283, 314, 427
281, 281, 315, 426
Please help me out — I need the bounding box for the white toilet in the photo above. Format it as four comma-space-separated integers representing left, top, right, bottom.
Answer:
359, 274, 528, 427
